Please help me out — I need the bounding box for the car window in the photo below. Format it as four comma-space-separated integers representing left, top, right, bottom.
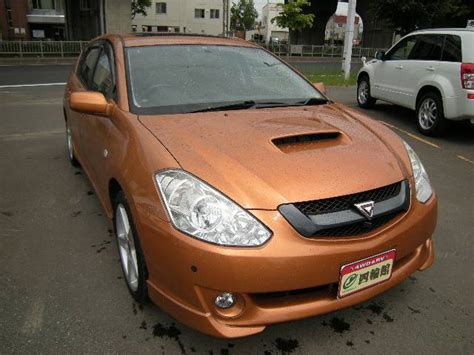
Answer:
91, 50, 115, 99
441, 35, 462, 62
78, 47, 100, 87
385, 37, 417, 60
409, 35, 443, 61
125, 45, 324, 115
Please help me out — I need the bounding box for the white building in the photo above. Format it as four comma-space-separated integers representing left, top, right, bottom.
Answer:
132, 1, 229, 35
325, 1, 363, 45
260, 1, 288, 44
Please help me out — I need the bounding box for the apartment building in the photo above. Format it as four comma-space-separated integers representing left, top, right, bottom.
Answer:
260, 1, 288, 44
132, 0, 229, 35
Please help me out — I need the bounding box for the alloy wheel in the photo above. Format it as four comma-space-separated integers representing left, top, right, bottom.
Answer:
418, 98, 438, 130
116, 204, 139, 292
358, 80, 369, 104
66, 125, 74, 161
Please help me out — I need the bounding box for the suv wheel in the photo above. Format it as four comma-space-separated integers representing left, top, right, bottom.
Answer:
416, 92, 447, 136
357, 76, 376, 108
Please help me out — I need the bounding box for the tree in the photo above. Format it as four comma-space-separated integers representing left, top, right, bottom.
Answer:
131, 0, 152, 19
230, 0, 258, 32
370, 0, 472, 36
271, 0, 314, 43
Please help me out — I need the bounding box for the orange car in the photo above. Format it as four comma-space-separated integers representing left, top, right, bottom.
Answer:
64, 34, 437, 338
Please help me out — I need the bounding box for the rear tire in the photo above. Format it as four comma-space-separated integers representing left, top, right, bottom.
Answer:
113, 191, 149, 303
416, 92, 447, 136
357, 75, 376, 109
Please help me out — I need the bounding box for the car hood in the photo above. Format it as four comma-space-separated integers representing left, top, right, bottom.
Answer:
139, 104, 408, 209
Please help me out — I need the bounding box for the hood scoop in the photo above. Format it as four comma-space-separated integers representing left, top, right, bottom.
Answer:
272, 131, 345, 153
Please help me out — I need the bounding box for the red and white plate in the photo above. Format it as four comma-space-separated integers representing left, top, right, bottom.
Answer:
338, 249, 397, 299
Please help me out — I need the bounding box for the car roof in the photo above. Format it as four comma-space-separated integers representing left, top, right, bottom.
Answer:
411, 28, 474, 35
101, 33, 258, 48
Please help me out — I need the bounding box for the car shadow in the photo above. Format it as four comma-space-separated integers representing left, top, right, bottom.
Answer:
369, 103, 474, 145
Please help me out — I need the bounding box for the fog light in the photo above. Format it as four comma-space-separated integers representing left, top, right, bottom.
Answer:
214, 292, 235, 309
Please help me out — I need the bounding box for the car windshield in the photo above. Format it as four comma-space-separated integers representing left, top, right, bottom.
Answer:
125, 44, 325, 115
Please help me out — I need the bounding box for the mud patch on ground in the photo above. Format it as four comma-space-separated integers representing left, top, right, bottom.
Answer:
87, 190, 94, 195
275, 337, 299, 353
365, 302, 384, 315
71, 211, 82, 217
324, 317, 350, 334
382, 313, 394, 322
1, 211, 13, 217
346, 340, 354, 347
408, 306, 421, 314
152, 323, 185, 353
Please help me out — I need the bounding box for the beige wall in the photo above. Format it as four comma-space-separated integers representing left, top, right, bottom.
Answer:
133, 0, 226, 35
105, 0, 131, 33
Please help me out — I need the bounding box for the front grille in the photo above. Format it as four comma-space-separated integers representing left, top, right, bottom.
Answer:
312, 211, 402, 237
294, 181, 401, 216
279, 181, 409, 238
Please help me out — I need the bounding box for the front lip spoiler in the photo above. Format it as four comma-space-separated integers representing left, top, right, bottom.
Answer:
278, 180, 410, 237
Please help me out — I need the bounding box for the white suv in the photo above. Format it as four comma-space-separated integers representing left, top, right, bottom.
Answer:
357, 28, 474, 136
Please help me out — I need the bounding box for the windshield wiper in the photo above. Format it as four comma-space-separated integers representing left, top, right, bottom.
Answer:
191, 101, 257, 113
190, 97, 328, 113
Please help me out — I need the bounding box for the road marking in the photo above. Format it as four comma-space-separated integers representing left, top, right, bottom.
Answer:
379, 121, 440, 149
0, 82, 66, 89
0, 130, 63, 141
22, 300, 45, 335
457, 155, 474, 165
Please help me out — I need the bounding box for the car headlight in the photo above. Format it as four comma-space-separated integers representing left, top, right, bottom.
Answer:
155, 169, 272, 246
403, 142, 433, 203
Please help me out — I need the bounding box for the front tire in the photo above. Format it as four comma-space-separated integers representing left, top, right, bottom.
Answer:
416, 92, 447, 136
357, 75, 376, 108
114, 191, 148, 303
66, 121, 80, 167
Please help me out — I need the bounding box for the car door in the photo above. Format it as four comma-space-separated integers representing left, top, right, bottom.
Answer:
80, 42, 117, 198
395, 34, 443, 109
68, 45, 101, 163
371, 36, 417, 105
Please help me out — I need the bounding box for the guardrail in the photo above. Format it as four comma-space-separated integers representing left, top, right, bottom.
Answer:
0, 41, 89, 57
0, 41, 385, 59
263, 44, 385, 58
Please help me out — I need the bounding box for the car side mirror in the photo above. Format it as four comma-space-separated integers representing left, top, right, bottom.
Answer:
70, 91, 114, 116
313, 82, 327, 95
375, 50, 386, 61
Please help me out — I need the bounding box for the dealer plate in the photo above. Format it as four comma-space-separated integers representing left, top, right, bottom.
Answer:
338, 249, 396, 298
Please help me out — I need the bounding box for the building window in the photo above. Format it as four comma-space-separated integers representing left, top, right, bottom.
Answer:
157, 26, 168, 32
210, 9, 219, 19
156, 2, 166, 14
132, 25, 137, 32
194, 9, 205, 18
80, 0, 91, 10
32, 0, 55, 9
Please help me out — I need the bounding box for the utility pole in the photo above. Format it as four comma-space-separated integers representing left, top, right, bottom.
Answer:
342, 0, 357, 81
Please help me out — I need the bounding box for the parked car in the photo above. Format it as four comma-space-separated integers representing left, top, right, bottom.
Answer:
357, 28, 474, 136
64, 33, 437, 338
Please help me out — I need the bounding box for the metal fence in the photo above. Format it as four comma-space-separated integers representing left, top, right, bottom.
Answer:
0, 41, 384, 59
263, 44, 384, 58
0, 41, 89, 57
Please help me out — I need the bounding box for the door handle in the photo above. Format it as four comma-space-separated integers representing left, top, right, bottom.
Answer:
396, 65, 403, 70
426, 66, 435, 72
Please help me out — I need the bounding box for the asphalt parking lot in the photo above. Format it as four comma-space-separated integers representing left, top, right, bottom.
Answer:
0, 65, 473, 354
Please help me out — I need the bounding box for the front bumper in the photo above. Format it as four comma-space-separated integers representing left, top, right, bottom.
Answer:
136, 190, 437, 338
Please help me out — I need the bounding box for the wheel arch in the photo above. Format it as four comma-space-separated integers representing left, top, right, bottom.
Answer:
357, 71, 370, 82
109, 178, 123, 209
416, 85, 442, 108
